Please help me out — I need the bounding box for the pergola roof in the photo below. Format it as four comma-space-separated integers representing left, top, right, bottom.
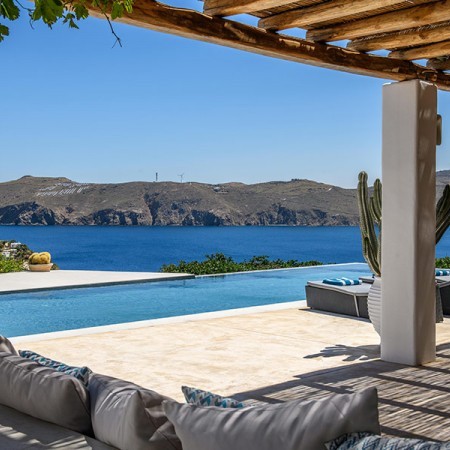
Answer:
90, 0, 450, 90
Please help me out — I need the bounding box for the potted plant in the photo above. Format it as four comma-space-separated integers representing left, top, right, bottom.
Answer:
357, 171, 450, 335
28, 252, 53, 272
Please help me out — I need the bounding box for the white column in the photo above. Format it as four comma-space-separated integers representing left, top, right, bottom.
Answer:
381, 80, 437, 366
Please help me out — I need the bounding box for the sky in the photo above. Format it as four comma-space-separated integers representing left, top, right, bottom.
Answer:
2, 0, 450, 188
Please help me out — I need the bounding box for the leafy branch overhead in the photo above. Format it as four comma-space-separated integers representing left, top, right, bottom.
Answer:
0, 0, 133, 44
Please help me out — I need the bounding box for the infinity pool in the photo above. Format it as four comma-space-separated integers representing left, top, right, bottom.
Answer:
1, 263, 369, 337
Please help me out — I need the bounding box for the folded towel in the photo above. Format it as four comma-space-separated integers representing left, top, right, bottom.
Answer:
436, 269, 450, 276
323, 277, 361, 286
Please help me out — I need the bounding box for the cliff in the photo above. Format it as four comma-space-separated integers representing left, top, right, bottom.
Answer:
0, 173, 446, 226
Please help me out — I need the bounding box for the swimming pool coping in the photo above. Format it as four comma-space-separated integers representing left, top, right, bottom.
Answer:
11, 300, 307, 344
0, 270, 195, 295
196, 262, 367, 278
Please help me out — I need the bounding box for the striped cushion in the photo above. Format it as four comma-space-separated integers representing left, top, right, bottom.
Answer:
323, 278, 361, 286
19, 350, 91, 386
182, 386, 246, 408
326, 432, 450, 449
436, 269, 450, 276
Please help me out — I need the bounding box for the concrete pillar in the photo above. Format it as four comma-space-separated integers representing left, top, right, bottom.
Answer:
381, 80, 437, 366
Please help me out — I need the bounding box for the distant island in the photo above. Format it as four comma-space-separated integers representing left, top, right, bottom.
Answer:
0, 173, 448, 226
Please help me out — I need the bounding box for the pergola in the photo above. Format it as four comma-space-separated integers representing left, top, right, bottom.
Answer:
90, 0, 450, 366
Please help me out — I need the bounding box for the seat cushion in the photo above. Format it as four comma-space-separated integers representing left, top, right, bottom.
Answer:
89, 374, 181, 450
0, 352, 92, 435
164, 388, 380, 450
0, 404, 115, 449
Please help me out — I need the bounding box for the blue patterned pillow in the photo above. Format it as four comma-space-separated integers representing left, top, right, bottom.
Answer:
326, 432, 450, 449
19, 350, 91, 386
182, 386, 246, 408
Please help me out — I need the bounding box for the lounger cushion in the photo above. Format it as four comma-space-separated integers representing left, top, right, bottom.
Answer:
163, 387, 380, 450
0, 352, 92, 435
89, 374, 181, 450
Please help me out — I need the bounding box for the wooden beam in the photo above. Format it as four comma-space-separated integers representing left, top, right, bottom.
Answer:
306, 0, 449, 42
427, 57, 450, 70
85, 0, 450, 90
348, 22, 450, 52
389, 40, 450, 60
259, 0, 419, 32
203, 0, 319, 18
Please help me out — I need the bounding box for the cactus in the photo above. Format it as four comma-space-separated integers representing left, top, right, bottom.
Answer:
358, 171, 450, 276
29, 252, 51, 265
357, 172, 381, 277
436, 185, 450, 244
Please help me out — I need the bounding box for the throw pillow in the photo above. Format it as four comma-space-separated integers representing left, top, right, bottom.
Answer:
19, 350, 91, 386
181, 386, 246, 408
164, 387, 380, 450
326, 432, 450, 449
0, 352, 92, 435
89, 373, 181, 450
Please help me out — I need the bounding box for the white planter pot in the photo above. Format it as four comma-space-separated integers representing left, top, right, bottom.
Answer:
367, 277, 382, 335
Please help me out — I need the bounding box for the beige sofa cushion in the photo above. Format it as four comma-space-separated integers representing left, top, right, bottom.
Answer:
0, 404, 115, 449
89, 374, 181, 450
0, 352, 92, 435
164, 388, 380, 450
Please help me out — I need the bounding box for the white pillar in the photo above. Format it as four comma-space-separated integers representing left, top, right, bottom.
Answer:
381, 80, 437, 366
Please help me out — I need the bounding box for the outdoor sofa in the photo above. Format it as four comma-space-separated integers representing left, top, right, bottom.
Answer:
0, 335, 445, 449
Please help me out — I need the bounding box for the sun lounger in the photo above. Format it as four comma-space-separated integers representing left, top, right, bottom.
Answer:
306, 281, 370, 319
436, 273, 450, 315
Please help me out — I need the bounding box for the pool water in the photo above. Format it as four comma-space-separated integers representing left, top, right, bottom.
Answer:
1, 263, 370, 337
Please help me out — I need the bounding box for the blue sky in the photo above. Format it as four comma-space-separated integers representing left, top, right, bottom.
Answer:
2, 0, 450, 188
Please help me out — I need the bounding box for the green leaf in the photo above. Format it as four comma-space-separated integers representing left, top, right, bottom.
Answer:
0, 23, 9, 41
73, 3, 88, 20
123, 0, 133, 13
33, 0, 65, 26
0, 0, 20, 20
111, 1, 124, 20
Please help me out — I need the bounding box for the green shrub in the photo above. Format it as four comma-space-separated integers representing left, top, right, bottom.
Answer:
436, 256, 450, 269
161, 253, 323, 275
0, 256, 24, 273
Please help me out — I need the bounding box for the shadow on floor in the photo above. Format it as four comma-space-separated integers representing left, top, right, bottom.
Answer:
233, 343, 450, 441
304, 344, 380, 362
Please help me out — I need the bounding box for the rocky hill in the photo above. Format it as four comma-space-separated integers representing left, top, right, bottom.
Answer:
0, 173, 447, 226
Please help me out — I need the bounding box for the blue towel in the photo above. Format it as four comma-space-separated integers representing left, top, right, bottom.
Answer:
436, 269, 450, 276
323, 277, 361, 286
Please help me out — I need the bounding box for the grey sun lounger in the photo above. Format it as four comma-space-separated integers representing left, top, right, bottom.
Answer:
436, 274, 450, 315
306, 281, 370, 319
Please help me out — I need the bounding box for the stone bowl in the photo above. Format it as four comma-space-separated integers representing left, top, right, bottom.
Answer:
28, 263, 53, 272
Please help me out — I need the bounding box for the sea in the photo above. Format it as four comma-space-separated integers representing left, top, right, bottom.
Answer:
1, 226, 450, 272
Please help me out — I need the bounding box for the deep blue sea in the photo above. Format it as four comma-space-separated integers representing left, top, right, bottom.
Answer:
1, 226, 450, 272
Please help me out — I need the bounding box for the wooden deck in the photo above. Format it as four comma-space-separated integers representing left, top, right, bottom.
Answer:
235, 342, 450, 441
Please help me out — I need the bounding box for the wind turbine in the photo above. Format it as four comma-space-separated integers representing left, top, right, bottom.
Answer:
178, 173, 184, 183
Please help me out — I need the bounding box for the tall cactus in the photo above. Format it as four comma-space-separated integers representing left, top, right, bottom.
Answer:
357, 171, 450, 276
436, 185, 450, 244
357, 172, 381, 277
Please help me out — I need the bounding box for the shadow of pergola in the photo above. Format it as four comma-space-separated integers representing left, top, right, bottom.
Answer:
232, 342, 450, 441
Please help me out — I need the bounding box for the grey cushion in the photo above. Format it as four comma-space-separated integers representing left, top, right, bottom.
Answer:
0, 336, 18, 355
163, 388, 380, 450
0, 403, 116, 449
89, 374, 181, 450
0, 352, 92, 435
